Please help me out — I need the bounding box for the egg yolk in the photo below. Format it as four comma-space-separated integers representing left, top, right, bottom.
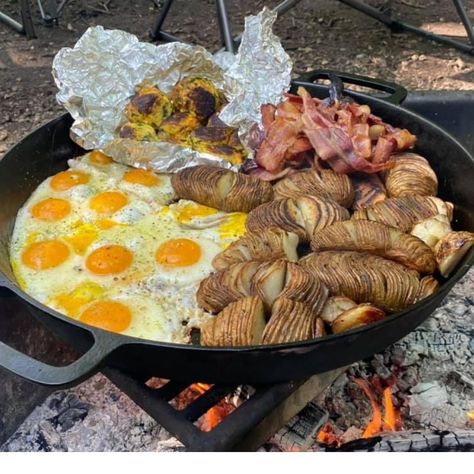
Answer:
90, 150, 113, 164
21, 240, 70, 270
80, 300, 132, 332
175, 203, 218, 224
123, 169, 159, 187
65, 225, 98, 255
50, 170, 89, 191
86, 245, 133, 275
31, 198, 71, 221
89, 191, 128, 214
54, 281, 104, 316
155, 238, 201, 267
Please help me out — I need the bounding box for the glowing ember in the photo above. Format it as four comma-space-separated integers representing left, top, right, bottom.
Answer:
382, 387, 402, 431
316, 423, 341, 447
468, 411, 474, 422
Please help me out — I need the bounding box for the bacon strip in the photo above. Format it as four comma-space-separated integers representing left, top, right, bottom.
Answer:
251, 86, 416, 177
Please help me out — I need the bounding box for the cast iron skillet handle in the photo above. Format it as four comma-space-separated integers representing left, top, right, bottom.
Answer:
0, 277, 121, 387
293, 69, 408, 105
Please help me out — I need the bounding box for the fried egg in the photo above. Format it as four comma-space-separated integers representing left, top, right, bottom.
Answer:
9, 152, 243, 343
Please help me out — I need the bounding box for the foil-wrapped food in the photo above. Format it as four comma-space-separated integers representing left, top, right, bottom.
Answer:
118, 78, 247, 165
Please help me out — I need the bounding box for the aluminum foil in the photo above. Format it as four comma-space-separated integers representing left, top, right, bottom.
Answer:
52, 7, 292, 172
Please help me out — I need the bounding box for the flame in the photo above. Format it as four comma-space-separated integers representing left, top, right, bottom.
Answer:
354, 379, 383, 438
467, 411, 474, 422
383, 387, 402, 431
316, 378, 403, 446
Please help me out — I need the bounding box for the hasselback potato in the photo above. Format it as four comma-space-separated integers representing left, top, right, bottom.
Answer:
246, 196, 348, 242
196, 261, 259, 313
300, 251, 437, 312
171, 165, 273, 213
350, 173, 387, 211
212, 228, 299, 271
200, 297, 266, 346
311, 220, 437, 274
261, 297, 314, 345
274, 168, 354, 208
352, 195, 453, 232
384, 152, 438, 197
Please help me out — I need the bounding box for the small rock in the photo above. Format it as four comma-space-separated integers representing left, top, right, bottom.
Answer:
419, 54, 426, 61
0, 130, 8, 141
411, 54, 419, 61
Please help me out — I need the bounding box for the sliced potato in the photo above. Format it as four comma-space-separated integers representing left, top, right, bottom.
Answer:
331, 304, 385, 334
200, 297, 266, 346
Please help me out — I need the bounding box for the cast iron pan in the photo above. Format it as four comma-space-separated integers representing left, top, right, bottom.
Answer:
0, 70, 473, 386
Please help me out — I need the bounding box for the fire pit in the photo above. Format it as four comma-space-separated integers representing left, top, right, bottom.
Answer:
1, 89, 473, 452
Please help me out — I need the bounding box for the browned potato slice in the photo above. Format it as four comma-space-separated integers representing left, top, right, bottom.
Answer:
274, 169, 354, 208
280, 262, 328, 315
320, 296, 357, 324
200, 297, 266, 346
410, 215, 452, 248
331, 304, 385, 334
300, 251, 424, 312
196, 261, 259, 313
251, 259, 287, 309
212, 228, 299, 271
352, 196, 452, 232
384, 152, 438, 198
295, 196, 350, 238
261, 298, 313, 345
434, 231, 474, 277
246, 199, 306, 240
311, 220, 437, 274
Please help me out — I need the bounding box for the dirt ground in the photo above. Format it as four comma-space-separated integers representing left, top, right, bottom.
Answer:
1, 0, 474, 155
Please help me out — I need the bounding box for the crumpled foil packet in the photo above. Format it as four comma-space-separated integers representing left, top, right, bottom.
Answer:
52, 7, 292, 172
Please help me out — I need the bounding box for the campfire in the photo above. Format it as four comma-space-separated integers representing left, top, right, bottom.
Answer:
317, 377, 403, 448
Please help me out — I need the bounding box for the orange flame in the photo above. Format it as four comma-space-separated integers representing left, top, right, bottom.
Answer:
316, 378, 403, 446
354, 379, 383, 438
467, 411, 474, 422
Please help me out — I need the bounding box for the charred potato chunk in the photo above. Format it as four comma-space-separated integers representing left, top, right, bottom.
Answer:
170, 76, 224, 122
126, 86, 173, 129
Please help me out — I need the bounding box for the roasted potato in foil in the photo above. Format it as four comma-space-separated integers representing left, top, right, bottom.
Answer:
125, 86, 173, 129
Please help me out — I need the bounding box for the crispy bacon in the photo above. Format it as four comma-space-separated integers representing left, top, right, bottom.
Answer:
251, 86, 416, 178
255, 117, 300, 173
261, 104, 276, 131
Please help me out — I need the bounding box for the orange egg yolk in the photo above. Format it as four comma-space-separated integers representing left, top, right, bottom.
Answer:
155, 238, 201, 267
123, 169, 159, 187
21, 240, 70, 270
50, 170, 89, 191
89, 191, 128, 214
31, 198, 71, 221
86, 245, 133, 275
90, 150, 113, 164
80, 300, 132, 332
